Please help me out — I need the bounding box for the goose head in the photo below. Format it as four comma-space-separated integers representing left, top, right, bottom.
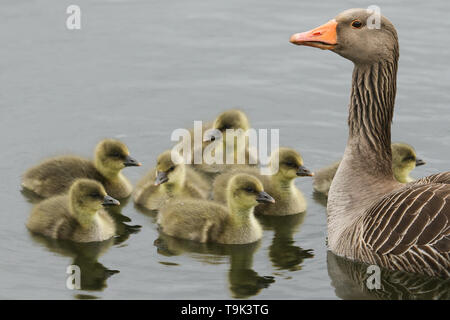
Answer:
154, 150, 185, 186
290, 8, 398, 64
206, 109, 250, 142
227, 174, 275, 211
70, 179, 120, 217
391, 143, 425, 183
95, 139, 141, 178
271, 147, 313, 180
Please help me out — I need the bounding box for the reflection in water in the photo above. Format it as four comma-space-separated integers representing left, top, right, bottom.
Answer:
28, 201, 141, 293
327, 251, 450, 300
258, 213, 314, 272
312, 191, 328, 208
30, 234, 118, 292
154, 233, 275, 299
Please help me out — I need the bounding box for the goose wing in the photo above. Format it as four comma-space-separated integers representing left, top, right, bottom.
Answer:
363, 175, 450, 258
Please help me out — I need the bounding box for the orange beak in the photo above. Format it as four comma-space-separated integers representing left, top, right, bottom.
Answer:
290, 19, 338, 50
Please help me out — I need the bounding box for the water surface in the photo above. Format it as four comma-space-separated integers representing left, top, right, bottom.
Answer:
1, 0, 449, 299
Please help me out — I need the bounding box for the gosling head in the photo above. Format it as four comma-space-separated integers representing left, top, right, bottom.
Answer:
228, 174, 275, 210
69, 179, 120, 216
95, 139, 141, 177
391, 143, 425, 183
271, 148, 313, 180
154, 151, 185, 186
290, 8, 399, 64
206, 109, 250, 142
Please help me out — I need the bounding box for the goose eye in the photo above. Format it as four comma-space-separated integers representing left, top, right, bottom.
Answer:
245, 187, 255, 193
351, 20, 362, 29
285, 162, 296, 168
168, 166, 175, 172
90, 193, 101, 198
404, 156, 415, 162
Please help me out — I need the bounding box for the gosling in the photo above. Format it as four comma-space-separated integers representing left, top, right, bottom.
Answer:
27, 179, 120, 242
157, 174, 275, 244
22, 139, 141, 199
190, 109, 257, 177
133, 150, 209, 210
213, 148, 312, 215
313, 142, 425, 196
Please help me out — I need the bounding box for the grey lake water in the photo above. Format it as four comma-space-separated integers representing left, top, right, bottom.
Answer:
1, 0, 449, 299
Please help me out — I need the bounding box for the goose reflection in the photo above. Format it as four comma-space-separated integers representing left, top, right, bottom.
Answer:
258, 213, 314, 272
28, 202, 141, 293
30, 234, 118, 292
327, 251, 450, 300
154, 232, 275, 299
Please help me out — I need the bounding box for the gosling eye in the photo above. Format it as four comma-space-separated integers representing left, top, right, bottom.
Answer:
167, 166, 176, 172
285, 162, 297, 168
110, 152, 122, 159
90, 192, 101, 199
403, 156, 415, 162
351, 19, 363, 29
244, 187, 255, 193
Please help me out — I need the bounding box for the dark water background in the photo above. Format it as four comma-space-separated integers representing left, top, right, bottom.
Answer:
1, 0, 449, 299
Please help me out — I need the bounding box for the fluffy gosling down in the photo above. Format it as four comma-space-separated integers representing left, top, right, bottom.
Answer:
27, 179, 119, 242
213, 147, 313, 215
157, 174, 275, 244
22, 139, 141, 199
313, 142, 425, 196
133, 150, 209, 210
189, 109, 257, 177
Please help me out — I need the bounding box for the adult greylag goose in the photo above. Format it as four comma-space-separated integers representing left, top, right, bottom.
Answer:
291, 8, 449, 278
313, 142, 426, 196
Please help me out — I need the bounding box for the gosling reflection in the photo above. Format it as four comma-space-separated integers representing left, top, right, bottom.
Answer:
104, 198, 142, 245
28, 204, 140, 292
30, 234, 118, 291
327, 251, 450, 300
258, 213, 314, 271
154, 233, 275, 299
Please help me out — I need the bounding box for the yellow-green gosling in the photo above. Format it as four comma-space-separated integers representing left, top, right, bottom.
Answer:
133, 150, 209, 210
313, 142, 425, 196
213, 147, 312, 215
189, 109, 257, 178
157, 174, 275, 244
27, 179, 119, 242
22, 139, 141, 199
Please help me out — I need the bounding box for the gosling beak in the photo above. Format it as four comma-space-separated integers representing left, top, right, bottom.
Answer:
154, 171, 169, 186
256, 191, 275, 204
290, 19, 338, 50
102, 195, 120, 206
415, 158, 426, 166
297, 165, 314, 177
124, 155, 142, 167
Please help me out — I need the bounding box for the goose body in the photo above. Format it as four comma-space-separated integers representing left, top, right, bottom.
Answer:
291, 8, 450, 277
133, 150, 209, 210
22, 139, 141, 199
157, 174, 275, 244
313, 143, 425, 196
213, 148, 312, 215
27, 179, 120, 242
